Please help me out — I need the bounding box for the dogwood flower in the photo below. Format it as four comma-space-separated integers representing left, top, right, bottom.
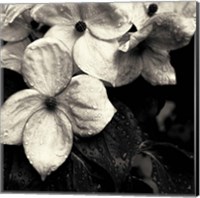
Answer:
0, 36, 116, 180
74, 2, 196, 86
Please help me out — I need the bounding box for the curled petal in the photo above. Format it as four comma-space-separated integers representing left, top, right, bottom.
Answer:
146, 13, 196, 51
0, 89, 43, 145
113, 2, 148, 31
119, 25, 152, 52
23, 109, 73, 180
45, 25, 80, 56
0, 13, 31, 42
57, 75, 116, 137
82, 3, 132, 40
1, 38, 30, 73
74, 32, 142, 87
22, 37, 73, 96
4, 4, 34, 24
31, 3, 80, 26
141, 49, 176, 85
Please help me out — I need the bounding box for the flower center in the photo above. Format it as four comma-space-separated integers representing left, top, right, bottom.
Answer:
147, 4, 158, 17
75, 21, 87, 32
44, 97, 57, 111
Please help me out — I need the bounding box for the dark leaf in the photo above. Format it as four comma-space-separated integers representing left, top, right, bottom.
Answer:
138, 141, 194, 194
121, 176, 154, 193
4, 146, 42, 191
74, 100, 143, 190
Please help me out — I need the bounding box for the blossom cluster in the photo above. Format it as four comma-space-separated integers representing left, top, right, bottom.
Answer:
0, 2, 196, 180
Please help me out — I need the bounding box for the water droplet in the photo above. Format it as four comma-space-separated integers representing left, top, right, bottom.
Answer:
92, 105, 97, 109
27, 155, 30, 159
4, 131, 8, 136
30, 160, 33, 164
117, 23, 122, 27
122, 152, 127, 160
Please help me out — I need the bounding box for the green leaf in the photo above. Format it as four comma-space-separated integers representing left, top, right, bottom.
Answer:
74, 100, 143, 190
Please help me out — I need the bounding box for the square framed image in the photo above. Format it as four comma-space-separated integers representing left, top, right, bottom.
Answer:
0, 1, 199, 195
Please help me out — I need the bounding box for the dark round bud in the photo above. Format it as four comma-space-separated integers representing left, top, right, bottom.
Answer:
75, 21, 87, 32
147, 4, 158, 17
44, 97, 57, 111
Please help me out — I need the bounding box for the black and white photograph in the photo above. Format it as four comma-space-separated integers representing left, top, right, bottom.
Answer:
0, 1, 199, 195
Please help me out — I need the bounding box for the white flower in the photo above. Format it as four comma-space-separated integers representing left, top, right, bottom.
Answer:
75, 2, 196, 86
0, 36, 116, 180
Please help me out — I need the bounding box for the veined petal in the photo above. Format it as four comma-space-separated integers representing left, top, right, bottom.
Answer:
74, 32, 142, 87
113, 2, 148, 31
0, 13, 31, 42
31, 3, 80, 26
22, 37, 73, 96
44, 25, 80, 56
146, 13, 196, 51
57, 75, 116, 137
119, 25, 152, 52
23, 109, 73, 180
4, 4, 34, 24
0, 89, 43, 145
1, 38, 31, 73
82, 3, 132, 40
141, 48, 176, 85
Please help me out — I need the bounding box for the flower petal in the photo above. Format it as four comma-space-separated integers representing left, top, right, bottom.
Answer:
0, 89, 43, 145
57, 75, 116, 137
74, 32, 142, 87
4, 4, 34, 24
113, 2, 148, 30
44, 25, 80, 56
0, 13, 31, 42
22, 37, 73, 96
30, 3, 80, 26
23, 109, 73, 180
141, 49, 176, 85
1, 38, 30, 73
82, 3, 132, 40
145, 13, 196, 51
118, 25, 153, 52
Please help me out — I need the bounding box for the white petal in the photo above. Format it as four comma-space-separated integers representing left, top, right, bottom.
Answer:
30, 3, 80, 26
57, 75, 116, 137
23, 109, 73, 179
0, 13, 31, 42
113, 2, 148, 30
141, 49, 176, 85
0, 89, 43, 145
4, 4, 34, 24
22, 37, 73, 96
44, 25, 80, 56
119, 25, 152, 52
81, 3, 132, 40
1, 38, 30, 73
74, 32, 142, 87
146, 13, 196, 51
